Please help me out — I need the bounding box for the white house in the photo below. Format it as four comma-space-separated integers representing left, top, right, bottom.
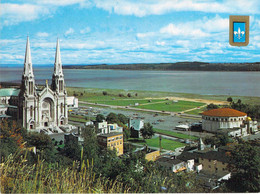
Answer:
67, 96, 78, 108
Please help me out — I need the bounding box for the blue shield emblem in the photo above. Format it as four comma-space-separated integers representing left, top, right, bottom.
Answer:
233, 22, 246, 43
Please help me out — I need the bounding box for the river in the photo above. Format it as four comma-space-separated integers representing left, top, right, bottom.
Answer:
0, 67, 259, 97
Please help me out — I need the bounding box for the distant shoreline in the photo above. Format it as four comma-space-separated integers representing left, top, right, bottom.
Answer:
62, 62, 260, 71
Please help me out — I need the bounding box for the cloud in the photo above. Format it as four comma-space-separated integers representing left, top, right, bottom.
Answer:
80, 27, 91, 34
1, 3, 51, 26
37, 0, 85, 6
160, 23, 209, 38
65, 28, 75, 35
94, 0, 260, 17
156, 41, 165, 46
37, 32, 49, 37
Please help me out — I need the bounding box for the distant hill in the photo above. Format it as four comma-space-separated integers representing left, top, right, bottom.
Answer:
63, 62, 260, 71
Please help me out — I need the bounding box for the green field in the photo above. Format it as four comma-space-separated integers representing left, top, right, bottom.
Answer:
137, 137, 186, 151
137, 100, 205, 112
88, 99, 166, 106
154, 129, 198, 140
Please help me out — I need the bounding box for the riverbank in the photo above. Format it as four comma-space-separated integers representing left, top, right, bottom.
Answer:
67, 87, 260, 105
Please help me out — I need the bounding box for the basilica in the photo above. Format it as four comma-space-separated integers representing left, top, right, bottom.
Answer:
15, 37, 69, 132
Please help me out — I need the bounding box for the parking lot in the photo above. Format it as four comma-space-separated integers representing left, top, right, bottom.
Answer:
69, 105, 202, 133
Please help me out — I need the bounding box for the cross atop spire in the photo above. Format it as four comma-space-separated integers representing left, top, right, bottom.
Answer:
24, 36, 34, 76
54, 38, 63, 75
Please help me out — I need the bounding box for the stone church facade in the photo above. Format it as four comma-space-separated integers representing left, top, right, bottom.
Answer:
17, 37, 68, 131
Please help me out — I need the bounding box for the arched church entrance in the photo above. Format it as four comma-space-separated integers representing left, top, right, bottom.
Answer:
41, 98, 54, 127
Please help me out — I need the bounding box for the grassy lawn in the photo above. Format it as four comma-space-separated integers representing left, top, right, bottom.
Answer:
89, 99, 165, 106
154, 128, 198, 140
68, 115, 88, 123
137, 100, 205, 112
136, 137, 186, 151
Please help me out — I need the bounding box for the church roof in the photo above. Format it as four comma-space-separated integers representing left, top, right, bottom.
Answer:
202, 108, 247, 117
0, 88, 20, 97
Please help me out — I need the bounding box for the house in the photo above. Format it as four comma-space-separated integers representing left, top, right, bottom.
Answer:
198, 151, 231, 175
156, 156, 192, 173
94, 120, 108, 134
145, 149, 160, 161
93, 120, 123, 135
67, 96, 78, 108
97, 132, 123, 156
196, 171, 231, 190
107, 123, 123, 133
134, 146, 160, 161
129, 119, 144, 138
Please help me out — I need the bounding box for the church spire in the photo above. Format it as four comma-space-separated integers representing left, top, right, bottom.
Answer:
20, 36, 35, 96
54, 38, 63, 75
51, 38, 65, 93
24, 36, 34, 76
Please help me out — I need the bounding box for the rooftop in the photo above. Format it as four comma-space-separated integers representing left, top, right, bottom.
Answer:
202, 108, 247, 117
199, 150, 232, 163
0, 88, 20, 97
156, 157, 184, 165
98, 132, 123, 138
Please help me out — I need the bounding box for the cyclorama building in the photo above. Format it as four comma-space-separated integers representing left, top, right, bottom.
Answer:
8, 37, 72, 133
201, 108, 247, 133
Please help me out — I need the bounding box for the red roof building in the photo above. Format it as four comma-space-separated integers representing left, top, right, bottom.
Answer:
202, 108, 247, 133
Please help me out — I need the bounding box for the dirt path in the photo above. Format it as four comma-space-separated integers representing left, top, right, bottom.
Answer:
145, 96, 228, 105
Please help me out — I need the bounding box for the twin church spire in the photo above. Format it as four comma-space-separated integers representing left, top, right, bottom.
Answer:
22, 37, 65, 95
24, 36, 34, 77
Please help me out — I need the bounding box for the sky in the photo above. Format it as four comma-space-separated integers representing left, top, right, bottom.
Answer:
0, 0, 260, 66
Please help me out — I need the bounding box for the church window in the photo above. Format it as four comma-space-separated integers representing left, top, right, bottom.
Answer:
59, 80, 63, 92
30, 106, 33, 118
61, 103, 63, 114
29, 81, 33, 95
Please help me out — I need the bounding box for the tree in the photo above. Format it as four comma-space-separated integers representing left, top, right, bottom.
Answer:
62, 139, 81, 161
227, 97, 233, 103
82, 125, 100, 162
96, 114, 105, 122
118, 113, 128, 124
225, 142, 260, 192
140, 123, 154, 139
206, 103, 218, 110
106, 112, 118, 124
204, 133, 232, 147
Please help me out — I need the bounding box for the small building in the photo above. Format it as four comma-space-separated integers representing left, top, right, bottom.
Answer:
94, 120, 108, 134
198, 151, 231, 176
202, 108, 247, 133
175, 124, 189, 131
67, 96, 78, 108
97, 132, 123, 156
129, 119, 144, 138
156, 156, 188, 173
107, 123, 123, 133
145, 149, 160, 161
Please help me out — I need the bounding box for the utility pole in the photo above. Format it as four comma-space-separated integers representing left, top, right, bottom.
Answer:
159, 135, 162, 155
